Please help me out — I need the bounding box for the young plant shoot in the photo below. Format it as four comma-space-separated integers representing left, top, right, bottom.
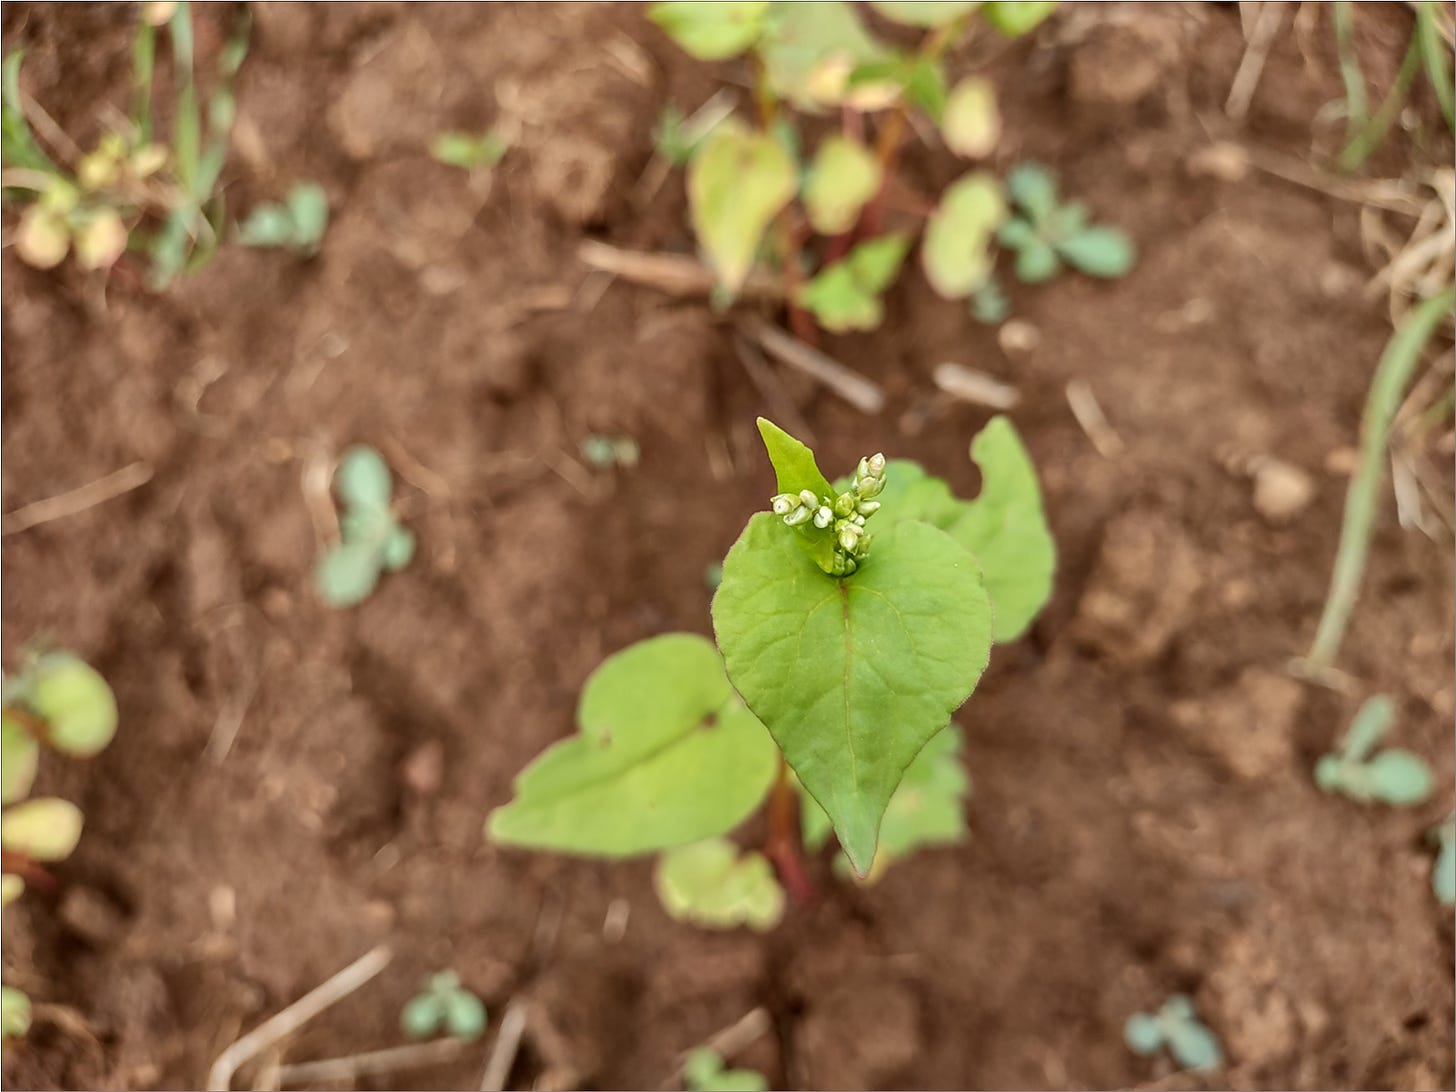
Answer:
237, 182, 329, 256
684, 1046, 768, 1092
316, 445, 416, 608
488, 415, 1053, 919
400, 971, 487, 1042
1125, 995, 1223, 1073
1314, 695, 1434, 806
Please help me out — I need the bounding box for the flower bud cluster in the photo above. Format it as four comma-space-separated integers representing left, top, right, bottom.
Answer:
769, 452, 887, 576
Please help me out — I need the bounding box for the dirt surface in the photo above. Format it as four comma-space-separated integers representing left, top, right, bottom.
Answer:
2, 3, 1453, 1090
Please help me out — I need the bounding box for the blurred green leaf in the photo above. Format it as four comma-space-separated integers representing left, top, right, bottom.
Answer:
971, 277, 1010, 324
1363, 749, 1434, 805
2, 51, 57, 174
1, 714, 38, 805
381, 527, 416, 572
1013, 237, 1059, 283
760, 1, 887, 109
1342, 694, 1394, 761
687, 119, 797, 295
803, 134, 880, 234
28, 654, 117, 757
1432, 817, 1455, 906
942, 76, 1000, 158
922, 171, 1005, 298
1057, 225, 1134, 278
982, 1, 1058, 36
684, 1047, 769, 1092
848, 232, 910, 292
656, 837, 785, 930
1124, 1013, 1164, 1055
870, 1, 978, 27
441, 990, 487, 1041
336, 445, 393, 512
316, 543, 382, 608
1005, 161, 1058, 221
1166, 1017, 1222, 1072
903, 55, 949, 119
432, 130, 509, 170
284, 182, 328, 252
1, 986, 31, 1040
800, 262, 882, 332
1, 797, 83, 861
649, 2, 768, 59
400, 993, 443, 1040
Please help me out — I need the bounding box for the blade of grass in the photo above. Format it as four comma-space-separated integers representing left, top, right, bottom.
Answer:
1, 51, 56, 174
1416, 1, 1455, 131
1305, 291, 1453, 672
1333, 1, 1369, 140
133, 21, 155, 144
1339, 31, 1422, 171
169, 1, 199, 200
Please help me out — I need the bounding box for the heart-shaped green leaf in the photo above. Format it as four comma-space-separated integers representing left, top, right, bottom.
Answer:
804, 134, 880, 234
922, 172, 1005, 298
869, 1, 978, 26
487, 635, 778, 856
943, 76, 1000, 158
400, 993, 444, 1040
1, 797, 83, 861
655, 837, 785, 930
1166, 1016, 1223, 1072
28, 653, 117, 757
799, 262, 882, 332
713, 514, 992, 874
1057, 225, 1135, 278
1, 714, 38, 805
1124, 1013, 1165, 1055
649, 2, 768, 60
688, 120, 797, 295
441, 990, 487, 1041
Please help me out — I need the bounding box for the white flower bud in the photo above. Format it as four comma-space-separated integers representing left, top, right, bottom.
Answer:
867, 453, 886, 478
771, 493, 798, 515
813, 506, 833, 529
856, 500, 881, 516
784, 505, 812, 527
834, 492, 856, 518
838, 522, 862, 552
799, 489, 819, 508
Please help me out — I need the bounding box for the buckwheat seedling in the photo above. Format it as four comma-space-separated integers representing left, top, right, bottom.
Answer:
316, 445, 416, 608
683, 1046, 768, 1092
1314, 694, 1434, 806
400, 971, 487, 1042
238, 182, 329, 256
1125, 995, 1223, 1073
998, 161, 1136, 284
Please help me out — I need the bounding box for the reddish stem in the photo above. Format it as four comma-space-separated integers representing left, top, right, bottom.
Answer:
766, 754, 815, 906
1, 850, 57, 893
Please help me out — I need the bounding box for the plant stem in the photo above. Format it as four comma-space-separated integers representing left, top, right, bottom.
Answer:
765, 753, 814, 906
0, 850, 57, 893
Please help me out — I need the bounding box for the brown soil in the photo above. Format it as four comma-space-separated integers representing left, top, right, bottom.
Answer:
2, 3, 1453, 1090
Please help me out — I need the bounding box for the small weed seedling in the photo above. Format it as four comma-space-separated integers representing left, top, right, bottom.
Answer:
1125, 995, 1223, 1073
237, 182, 329, 256
400, 971, 487, 1042
1, 649, 118, 1042
1314, 695, 1434, 806
1430, 814, 1455, 906
431, 129, 511, 171
316, 446, 416, 608
2, 3, 250, 286
683, 1046, 768, 1092
580, 433, 641, 469
488, 415, 1054, 923
996, 161, 1135, 284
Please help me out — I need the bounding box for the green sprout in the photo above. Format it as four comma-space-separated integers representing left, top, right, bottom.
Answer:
1, 649, 119, 1042
237, 182, 329, 256
684, 1046, 768, 1092
2, 4, 251, 286
647, 2, 1070, 334
1430, 814, 1455, 907
1314, 695, 1434, 806
997, 162, 1135, 284
580, 434, 641, 469
1125, 995, 1223, 1073
400, 971, 487, 1042
431, 129, 511, 171
488, 415, 1054, 913
315, 446, 416, 608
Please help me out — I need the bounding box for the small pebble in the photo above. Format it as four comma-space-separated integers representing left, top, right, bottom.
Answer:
997, 319, 1041, 355
1187, 141, 1250, 182
1252, 458, 1315, 523
58, 885, 126, 945
401, 739, 445, 796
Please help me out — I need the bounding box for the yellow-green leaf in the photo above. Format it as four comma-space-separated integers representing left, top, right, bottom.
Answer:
687, 120, 797, 295
921, 171, 1005, 298
649, 2, 769, 60
28, 653, 117, 757
1, 713, 38, 805
1, 797, 83, 861
943, 76, 1000, 158
803, 134, 881, 234
655, 838, 785, 930
869, 1, 978, 27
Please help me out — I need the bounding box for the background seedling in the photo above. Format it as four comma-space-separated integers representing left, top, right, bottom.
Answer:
580, 434, 641, 469
997, 162, 1136, 284
1125, 995, 1223, 1072
431, 129, 511, 171
316, 446, 416, 608
400, 971, 487, 1042
1, 649, 118, 1040
1314, 695, 1434, 806
237, 182, 329, 256
1430, 814, 1455, 906
683, 1046, 767, 1092
490, 415, 1053, 916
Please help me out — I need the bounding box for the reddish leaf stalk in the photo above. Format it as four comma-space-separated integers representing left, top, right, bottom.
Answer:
766, 753, 815, 906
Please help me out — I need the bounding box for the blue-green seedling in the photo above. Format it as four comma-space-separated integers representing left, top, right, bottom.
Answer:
400, 971, 487, 1042
1429, 814, 1454, 906
1125, 995, 1223, 1073
431, 129, 511, 171
684, 1046, 768, 1092
489, 415, 1053, 914
580, 434, 641, 469
238, 182, 329, 256
2, 649, 118, 1042
316, 446, 415, 608
998, 162, 1135, 284
1314, 695, 1434, 806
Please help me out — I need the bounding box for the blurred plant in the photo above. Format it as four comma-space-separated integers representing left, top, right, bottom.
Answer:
316, 445, 416, 608
1, 650, 118, 1042
431, 128, 511, 171
997, 162, 1135, 284
580, 433, 641, 468
1124, 995, 1223, 1073
488, 416, 1054, 924
1332, 1, 1454, 173
237, 182, 328, 256
684, 1046, 768, 1092
400, 971, 487, 1042
1, 3, 251, 286
1429, 814, 1455, 906
646, 1, 1076, 336
1314, 695, 1434, 806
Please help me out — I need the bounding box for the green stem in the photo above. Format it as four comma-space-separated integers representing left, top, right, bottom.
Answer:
1305, 291, 1452, 672
1339, 30, 1422, 171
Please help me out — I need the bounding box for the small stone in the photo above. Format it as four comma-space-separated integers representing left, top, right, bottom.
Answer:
1251, 458, 1315, 523
1187, 141, 1250, 182
401, 739, 445, 796
1325, 446, 1359, 475
997, 319, 1041, 355
58, 885, 126, 945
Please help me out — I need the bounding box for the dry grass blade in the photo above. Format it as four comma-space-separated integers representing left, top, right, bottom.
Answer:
578, 240, 785, 301
276, 1038, 467, 1087
1226, 2, 1289, 122
742, 316, 885, 414
1, 462, 154, 536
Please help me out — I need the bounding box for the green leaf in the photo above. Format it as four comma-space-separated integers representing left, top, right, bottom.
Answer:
2, 51, 57, 174
684, 1048, 769, 1092
655, 838, 785, 930
432, 130, 509, 170
687, 119, 797, 295
847, 232, 910, 293
1363, 749, 1433, 806
400, 993, 443, 1040
1, 874, 23, 906
971, 277, 1010, 325
947, 417, 1055, 641
28, 654, 117, 757
1166, 1017, 1223, 1072
381, 526, 416, 572
648, 2, 768, 60
756, 417, 837, 572
487, 635, 778, 856
1433, 820, 1455, 906
921, 172, 1005, 298
316, 542, 383, 607
870, 1, 978, 27
803, 134, 880, 235
942, 76, 1000, 158
336, 445, 393, 512
712, 514, 993, 874
1057, 225, 1135, 278
441, 990, 488, 1041
760, 1, 887, 109
799, 263, 882, 333
1, 986, 31, 1040
1005, 161, 1058, 221
2, 714, 38, 805
1342, 694, 1394, 761
284, 182, 328, 253
1013, 237, 1060, 283
1124, 1013, 1164, 1055
1, 797, 83, 861
982, 1, 1058, 37
903, 55, 949, 120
